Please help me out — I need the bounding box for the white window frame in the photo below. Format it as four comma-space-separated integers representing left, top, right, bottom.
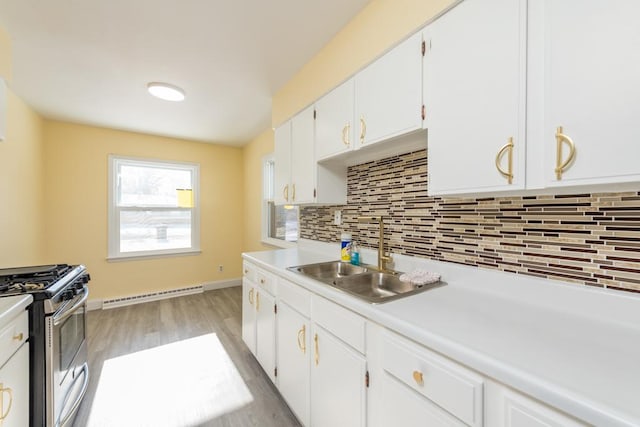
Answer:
261, 154, 297, 248
108, 155, 201, 261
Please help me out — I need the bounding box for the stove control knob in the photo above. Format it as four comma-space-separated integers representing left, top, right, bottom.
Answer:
62, 289, 75, 301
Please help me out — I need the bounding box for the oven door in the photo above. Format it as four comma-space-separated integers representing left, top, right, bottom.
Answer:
46, 287, 89, 427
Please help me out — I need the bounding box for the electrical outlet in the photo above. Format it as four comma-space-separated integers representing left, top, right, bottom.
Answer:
218, 265, 223, 272
334, 210, 342, 225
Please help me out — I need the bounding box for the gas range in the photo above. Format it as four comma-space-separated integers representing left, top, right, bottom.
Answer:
0, 264, 91, 427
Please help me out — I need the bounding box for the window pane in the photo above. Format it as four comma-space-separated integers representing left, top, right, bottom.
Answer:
120, 210, 191, 253
119, 164, 192, 207
269, 202, 298, 242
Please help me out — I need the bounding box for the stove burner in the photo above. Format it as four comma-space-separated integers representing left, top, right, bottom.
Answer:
0, 264, 78, 297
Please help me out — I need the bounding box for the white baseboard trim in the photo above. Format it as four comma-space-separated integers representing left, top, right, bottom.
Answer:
203, 278, 241, 291
86, 279, 241, 311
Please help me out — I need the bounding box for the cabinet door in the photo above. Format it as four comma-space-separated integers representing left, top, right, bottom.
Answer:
274, 122, 292, 205
425, 0, 527, 195
315, 79, 355, 160
276, 301, 310, 426
310, 324, 366, 427
241, 279, 256, 355
255, 289, 276, 383
541, 0, 640, 187
0, 344, 30, 427
290, 106, 316, 204
500, 388, 587, 427
355, 32, 423, 148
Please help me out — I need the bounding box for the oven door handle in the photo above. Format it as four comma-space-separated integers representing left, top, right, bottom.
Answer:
56, 362, 89, 427
53, 286, 89, 326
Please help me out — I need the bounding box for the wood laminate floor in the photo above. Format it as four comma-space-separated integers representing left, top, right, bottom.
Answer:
73, 287, 301, 427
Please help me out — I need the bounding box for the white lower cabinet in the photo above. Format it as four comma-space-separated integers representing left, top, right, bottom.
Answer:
276, 299, 311, 426
485, 380, 587, 427
310, 323, 367, 427
241, 278, 257, 354
255, 288, 276, 382
0, 304, 30, 427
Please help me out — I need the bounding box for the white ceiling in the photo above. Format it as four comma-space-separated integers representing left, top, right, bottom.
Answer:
0, 0, 371, 146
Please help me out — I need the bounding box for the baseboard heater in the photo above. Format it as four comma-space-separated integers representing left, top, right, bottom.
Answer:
101, 285, 203, 310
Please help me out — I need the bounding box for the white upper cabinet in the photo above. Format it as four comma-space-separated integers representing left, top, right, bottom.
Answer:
274, 122, 292, 205
537, 0, 640, 188
290, 106, 316, 204
355, 31, 424, 148
425, 0, 527, 195
315, 79, 355, 161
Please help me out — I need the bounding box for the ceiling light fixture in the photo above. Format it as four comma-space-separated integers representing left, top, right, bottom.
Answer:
147, 82, 185, 102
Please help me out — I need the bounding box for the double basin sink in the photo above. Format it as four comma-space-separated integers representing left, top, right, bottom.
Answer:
287, 261, 442, 304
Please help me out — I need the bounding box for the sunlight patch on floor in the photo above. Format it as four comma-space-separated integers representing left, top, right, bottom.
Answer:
87, 333, 254, 426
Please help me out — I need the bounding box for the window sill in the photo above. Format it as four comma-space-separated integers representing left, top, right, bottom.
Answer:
107, 249, 202, 262
261, 238, 297, 249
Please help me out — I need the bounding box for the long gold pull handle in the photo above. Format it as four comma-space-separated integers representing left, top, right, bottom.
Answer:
292, 184, 296, 202
495, 137, 514, 184
248, 288, 254, 306
314, 333, 319, 366
555, 126, 576, 180
12, 332, 24, 342
0, 385, 13, 422
283, 185, 289, 202
256, 291, 260, 311
360, 116, 366, 144
412, 370, 424, 386
342, 123, 350, 146
297, 325, 306, 354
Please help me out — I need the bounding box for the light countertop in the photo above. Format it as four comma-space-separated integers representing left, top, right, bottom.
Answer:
243, 242, 640, 427
0, 294, 32, 327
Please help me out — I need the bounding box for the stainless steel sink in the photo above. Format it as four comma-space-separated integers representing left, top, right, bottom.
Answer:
288, 261, 369, 283
288, 261, 443, 303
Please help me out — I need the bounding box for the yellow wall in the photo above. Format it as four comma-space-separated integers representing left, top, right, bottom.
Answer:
43, 121, 245, 301
242, 128, 275, 252
272, 0, 455, 126
0, 90, 45, 267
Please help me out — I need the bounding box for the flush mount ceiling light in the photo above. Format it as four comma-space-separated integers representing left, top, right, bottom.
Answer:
147, 82, 185, 102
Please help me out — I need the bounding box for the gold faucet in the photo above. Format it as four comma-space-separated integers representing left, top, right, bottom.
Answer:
358, 216, 392, 271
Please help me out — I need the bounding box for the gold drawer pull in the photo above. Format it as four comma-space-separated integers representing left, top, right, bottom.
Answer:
412, 370, 424, 386
297, 325, 306, 354
0, 384, 13, 422
260, 278, 265, 285
248, 288, 254, 305
360, 116, 367, 144
12, 332, 24, 342
342, 123, 350, 146
244, 269, 248, 274
555, 126, 576, 180
495, 137, 514, 184
314, 333, 319, 366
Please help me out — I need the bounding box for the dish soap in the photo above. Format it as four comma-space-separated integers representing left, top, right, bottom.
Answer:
350, 241, 360, 266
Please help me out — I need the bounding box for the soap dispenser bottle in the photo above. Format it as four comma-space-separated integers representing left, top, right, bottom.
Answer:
350, 241, 360, 266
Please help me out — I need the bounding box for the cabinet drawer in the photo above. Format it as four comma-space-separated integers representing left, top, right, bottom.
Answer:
0, 311, 28, 368
278, 278, 311, 318
242, 261, 257, 283
312, 295, 365, 354
382, 332, 483, 427
256, 268, 277, 295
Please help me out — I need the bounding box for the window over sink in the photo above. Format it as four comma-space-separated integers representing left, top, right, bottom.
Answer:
263, 154, 298, 247
108, 156, 200, 260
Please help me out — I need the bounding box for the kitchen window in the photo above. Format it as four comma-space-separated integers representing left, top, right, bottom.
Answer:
108, 156, 200, 260
262, 155, 298, 247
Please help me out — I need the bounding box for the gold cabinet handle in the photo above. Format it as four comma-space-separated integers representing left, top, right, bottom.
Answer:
0, 384, 13, 422
360, 116, 367, 144
283, 185, 289, 202
342, 123, 350, 146
243, 269, 248, 275
12, 332, 24, 342
297, 325, 306, 354
412, 370, 424, 386
555, 126, 576, 180
248, 288, 254, 305
256, 291, 260, 311
292, 184, 296, 202
495, 137, 514, 184
260, 278, 265, 285
314, 333, 319, 366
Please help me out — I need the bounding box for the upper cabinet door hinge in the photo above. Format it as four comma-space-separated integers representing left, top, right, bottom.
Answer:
313, 188, 317, 198
313, 109, 317, 120
421, 40, 426, 56
421, 105, 426, 121
365, 370, 370, 388
274, 367, 278, 377
274, 304, 277, 314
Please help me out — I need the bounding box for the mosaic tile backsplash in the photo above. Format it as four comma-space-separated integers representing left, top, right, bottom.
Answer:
300, 150, 640, 293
